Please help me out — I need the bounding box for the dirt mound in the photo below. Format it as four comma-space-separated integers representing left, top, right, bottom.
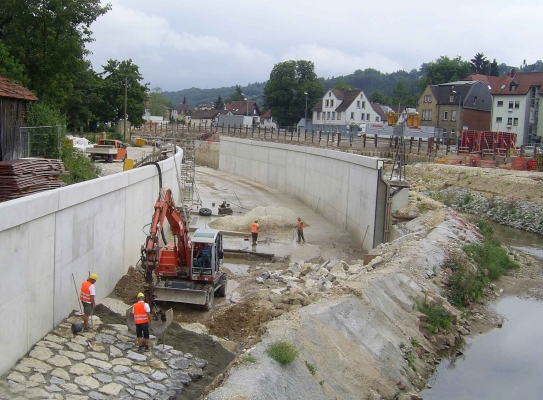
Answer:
114, 266, 146, 303
209, 206, 298, 231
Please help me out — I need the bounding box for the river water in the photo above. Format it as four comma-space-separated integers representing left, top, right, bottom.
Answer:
421, 223, 543, 400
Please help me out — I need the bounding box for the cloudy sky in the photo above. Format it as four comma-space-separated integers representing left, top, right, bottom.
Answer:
86, 0, 542, 92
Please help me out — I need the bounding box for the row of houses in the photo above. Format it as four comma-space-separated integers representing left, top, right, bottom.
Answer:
308, 70, 542, 145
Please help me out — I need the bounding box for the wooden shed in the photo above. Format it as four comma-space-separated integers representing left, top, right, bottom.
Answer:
0, 75, 38, 161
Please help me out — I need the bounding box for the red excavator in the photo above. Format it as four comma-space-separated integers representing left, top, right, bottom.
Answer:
126, 187, 227, 335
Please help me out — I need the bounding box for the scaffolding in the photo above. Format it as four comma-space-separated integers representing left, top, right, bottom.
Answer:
179, 137, 201, 211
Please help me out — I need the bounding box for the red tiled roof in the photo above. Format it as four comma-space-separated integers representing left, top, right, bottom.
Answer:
0, 74, 38, 101
463, 73, 501, 89
261, 109, 272, 118
490, 72, 543, 95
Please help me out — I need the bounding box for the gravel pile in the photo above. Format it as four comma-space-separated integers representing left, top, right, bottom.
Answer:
209, 206, 298, 231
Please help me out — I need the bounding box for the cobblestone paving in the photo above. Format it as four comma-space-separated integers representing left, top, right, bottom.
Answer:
0, 316, 209, 399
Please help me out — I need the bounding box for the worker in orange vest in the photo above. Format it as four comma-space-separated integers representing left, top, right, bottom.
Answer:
80, 273, 98, 332
297, 217, 305, 243
251, 219, 259, 245
133, 293, 152, 352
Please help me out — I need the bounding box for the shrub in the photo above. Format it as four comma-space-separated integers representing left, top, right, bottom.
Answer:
305, 361, 317, 375
242, 355, 257, 364
414, 294, 451, 332
61, 146, 100, 184
266, 340, 298, 365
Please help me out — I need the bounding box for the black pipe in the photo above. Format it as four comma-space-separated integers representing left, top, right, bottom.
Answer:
141, 161, 162, 190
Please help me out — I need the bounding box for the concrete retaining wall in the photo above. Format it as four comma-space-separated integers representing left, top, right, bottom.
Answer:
195, 141, 220, 169
219, 137, 386, 251
0, 151, 182, 376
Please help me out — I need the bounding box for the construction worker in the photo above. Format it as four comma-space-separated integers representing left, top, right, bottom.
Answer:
251, 219, 259, 245
133, 293, 152, 352
297, 217, 305, 243
197, 242, 212, 269
80, 274, 98, 332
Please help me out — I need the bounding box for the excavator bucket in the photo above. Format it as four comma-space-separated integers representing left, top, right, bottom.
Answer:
125, 307, 174, 336
153, 287, 208, 305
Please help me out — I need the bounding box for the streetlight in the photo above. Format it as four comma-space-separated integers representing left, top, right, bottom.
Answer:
451, 90, 462, 144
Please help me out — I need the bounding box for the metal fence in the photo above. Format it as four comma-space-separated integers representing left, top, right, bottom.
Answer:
19, 125, 62, 159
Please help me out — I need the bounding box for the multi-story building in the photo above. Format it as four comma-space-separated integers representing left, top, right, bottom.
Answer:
485, 70, 543, 145
311, 89, 381, 133
417, 81, 492, 141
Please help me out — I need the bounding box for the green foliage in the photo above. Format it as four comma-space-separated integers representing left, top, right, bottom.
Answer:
230, 85, 245, 102
214, 95, 225, 110
266, 340, 299, 365
263, 60, 325, 126
0, 0, 111, 107
0, 40, 29, 85
369, 89, 391, 105
410, 337, 420, 347
445, 257, 485, 308
392, 79, 415, 108
60, 146, 100, 184
99, 59, 149, 127
406, 351, 417, 371
463, 193, 473, 205
489, 59, 500, 76
241, 355, 257, 364
148, 87, 173, 117
333, 77, 351, 90
430, 190, 456, 207
470, 53, 490, 74
414, 294, 452, 332
464, 238, 518, 281
420, 56, 472, 89
305, 361, 317, 375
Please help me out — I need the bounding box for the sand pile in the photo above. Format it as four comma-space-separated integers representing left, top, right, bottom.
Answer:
209, 206, 298, 232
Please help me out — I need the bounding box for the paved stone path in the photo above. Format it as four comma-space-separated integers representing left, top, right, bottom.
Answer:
0, 316, 209, 399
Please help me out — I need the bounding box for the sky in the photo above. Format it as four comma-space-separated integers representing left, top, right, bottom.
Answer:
86, 0, 543, 92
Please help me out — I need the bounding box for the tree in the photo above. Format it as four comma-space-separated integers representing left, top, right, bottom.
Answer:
0, 0, 111, 107
99, 59, 148, 127
489, 59, 500, 76
470, 53, 489, 74
0, 40, 29, 85
183, 96, 186, 104
369, 90, 391, 105
230, 85, 244, 101
149, 87, 173, 117
334, 77, 351, 90
214, 95, 225, 110
392, 80, 410, 107
420, 56, 472, 89
263, 60, 325, 126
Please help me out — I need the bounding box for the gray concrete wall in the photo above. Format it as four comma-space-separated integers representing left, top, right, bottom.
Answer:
195, 141, 220, 169
0, 150, 182, 376
219, 137, 385, 250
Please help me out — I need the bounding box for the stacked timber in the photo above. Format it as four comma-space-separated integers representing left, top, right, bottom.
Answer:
0, 158, 66, 202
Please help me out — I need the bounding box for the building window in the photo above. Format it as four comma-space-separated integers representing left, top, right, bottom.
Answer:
361, 114, 365, 121
328, 92, 331, 97
424, 95, 432, 102
473, 96, 478, 104
449, 94, 454, 102
325, 100, 329, 107
507, 117, 512, 125
443, 111, 448, 120
362, 101, 366, 109
508, 101, 513, 109
367, 113, 370, 121
356, 101, 360, 108
452, 110, 457, 121
376, 116, 380, 122
496, 117, 502, 123
317, 111, 321, 120
513, 118, 518, 126
515, 101, 520, 109
350, 112, 354, 120
422, 109, 432, 120
511, 84, 517, 91
451, 128, 455, 137
332, 112, 335, 120
443, 128, 447, 137
497, 100, 503, 107
330, 100, 334, 107
337, 112, 341, 119
327, 112, 330, 120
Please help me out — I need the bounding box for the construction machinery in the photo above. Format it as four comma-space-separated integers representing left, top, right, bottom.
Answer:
126, 187, 227, 335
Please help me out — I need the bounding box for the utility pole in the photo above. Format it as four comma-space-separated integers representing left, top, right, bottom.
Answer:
124, 78, 128, 143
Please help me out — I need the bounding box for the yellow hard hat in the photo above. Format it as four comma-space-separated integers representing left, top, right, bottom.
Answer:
89, 273, 98, 281
137, 292, 145, 298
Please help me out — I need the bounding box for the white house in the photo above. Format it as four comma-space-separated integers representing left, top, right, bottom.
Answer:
311, 89, 381, 132
486, 70, 543, 145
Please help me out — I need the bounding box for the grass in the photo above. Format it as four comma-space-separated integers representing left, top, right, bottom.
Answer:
305, 360, 317, 375
241, 355, 257, 364
431, 190, 456, 207
266, 340, 299, 365
406, 351, 417, 371
410, 337, 420, 347
414, 293, 452, 333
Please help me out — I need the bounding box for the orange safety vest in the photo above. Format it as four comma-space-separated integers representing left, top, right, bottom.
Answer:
80, 281, 92, 303
251, 222, 259, 233
297, 220, 304, 231
133, 301, 149, 324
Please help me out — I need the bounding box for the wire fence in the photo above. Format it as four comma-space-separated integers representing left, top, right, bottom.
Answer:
19, 125, 62, 159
